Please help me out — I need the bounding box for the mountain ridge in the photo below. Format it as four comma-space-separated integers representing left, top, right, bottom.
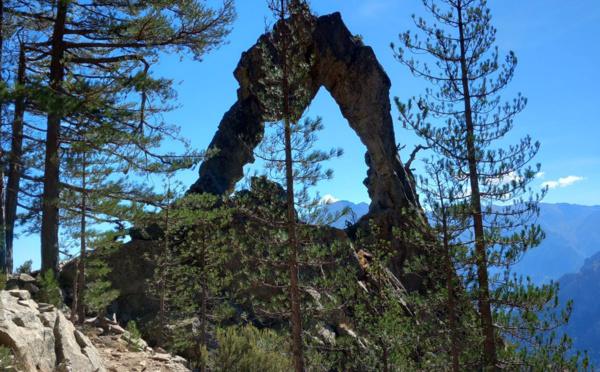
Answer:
324, 200, 600, 283
324, 200, 600, 363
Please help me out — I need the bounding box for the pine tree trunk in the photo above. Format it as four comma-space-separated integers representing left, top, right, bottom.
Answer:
200, 237, 207, 372
41, 0, 68, 274
5, 45, 27, 275
382, 345, 389, 372
76, 152, 87, 323
284, 117, 304, 372
159, 192, 169, 344
71, 271, 78, 322
0, 0, 7, 274
280, 1, 304, 370
457, 1, 497, 369
441, 201, 460, 372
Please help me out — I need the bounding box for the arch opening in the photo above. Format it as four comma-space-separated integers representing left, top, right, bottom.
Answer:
190, 12, 419, 216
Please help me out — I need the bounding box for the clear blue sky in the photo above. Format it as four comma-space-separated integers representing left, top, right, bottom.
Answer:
14, 0, 600, 269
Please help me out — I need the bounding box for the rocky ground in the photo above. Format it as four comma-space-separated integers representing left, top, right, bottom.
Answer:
0, 273, 190, 372
84, 328, 189, 372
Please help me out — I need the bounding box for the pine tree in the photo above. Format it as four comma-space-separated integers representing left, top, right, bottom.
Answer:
81, 231, 120, 322
394, 0, 587, 369
68, 143, 87, 324
6, 0, 235, 274
413, 158, 481, 370
146, 188, 234, 370
211, 325, 292, 372
0, 0, 7, 274
4, 44, 27, 274
256, 2, 318, 369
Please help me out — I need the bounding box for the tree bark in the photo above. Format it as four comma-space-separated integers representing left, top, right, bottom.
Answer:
159, 188, 169, 344
457, 1, 497, 369
280, 1, 304, 370
0, 0, 7, 274
76, 151, 87, 323
437, 173, 460, 372
382, 344, 389, 372
200, 235, 207, 372
5, 45, 27, 274
41, 0, 68, 274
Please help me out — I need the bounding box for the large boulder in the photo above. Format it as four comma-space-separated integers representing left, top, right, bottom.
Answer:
6, 273, 40, 295
60, 239, 160, 328
0, 290, 105, 372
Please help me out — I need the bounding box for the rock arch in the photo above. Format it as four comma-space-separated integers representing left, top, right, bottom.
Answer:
190, 12, 419, 220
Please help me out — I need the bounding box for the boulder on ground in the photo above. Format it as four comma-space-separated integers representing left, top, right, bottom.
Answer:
0, 290, 105, 372
6, 273, 40, 295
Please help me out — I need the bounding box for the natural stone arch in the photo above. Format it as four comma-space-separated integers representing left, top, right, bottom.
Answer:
190, 12, 419, 220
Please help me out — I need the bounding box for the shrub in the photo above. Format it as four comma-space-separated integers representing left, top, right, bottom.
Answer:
0, 346, 16, 370
37, 270, 62, 307
16, 260, 33, 274
126, 321, 143, 352
211, 325, 292, 372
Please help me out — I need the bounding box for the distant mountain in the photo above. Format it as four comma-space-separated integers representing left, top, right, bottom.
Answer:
325, 200, 369, 229
558, 252, 600, 364
325, 201, 600, 283
514, 203, 600, 283
326, 200, 600, 362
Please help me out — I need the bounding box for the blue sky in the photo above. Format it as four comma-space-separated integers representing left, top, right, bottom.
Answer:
159, 0, 600, 204
13, 0, 600, 269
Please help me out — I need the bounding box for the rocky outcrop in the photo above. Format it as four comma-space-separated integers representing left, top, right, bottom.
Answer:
60, 239, 160, 328
189, 11, 429, 284
189, 12, 419, 215
6, 273, 39, 295
0, 290, 105, 372
56, 12, 431, 355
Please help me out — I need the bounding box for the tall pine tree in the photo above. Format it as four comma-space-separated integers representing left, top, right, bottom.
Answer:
257, 1, 316, 369
394, 0, 587, 369
6, 0, 235, 273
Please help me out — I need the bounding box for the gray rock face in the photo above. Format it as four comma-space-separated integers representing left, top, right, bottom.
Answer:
189, 12, 427, 285
60, 240, 159, 328
189, 12, 419, 215
0, 290, 105, 372
6, 273, 40, 295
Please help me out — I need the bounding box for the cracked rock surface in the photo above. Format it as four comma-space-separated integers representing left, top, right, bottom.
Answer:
0, 290, 105, 372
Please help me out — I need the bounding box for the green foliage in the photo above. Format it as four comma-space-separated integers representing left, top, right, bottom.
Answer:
0, 346, 15, 370
37, 270, 62, 307
210, 325, 292, 372
330, 224, 419, 371
147, 190, 235, 366
258, 0, 314, 122
126, 321, 143, 352
145, 177, 356, 369
394, 0, 589, 368
16, 260, 33, 274
239, 6, 349, 369
83, 233, 120, 315
229, 179, 358, 369
9, 0, 236, 272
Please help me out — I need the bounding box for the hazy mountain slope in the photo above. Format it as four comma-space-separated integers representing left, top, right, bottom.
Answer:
326, 200, 369, 229
514, 204, 600, 283
325, 201, 600, 283
558, 252, 600, 364
327, 200, 600, 361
